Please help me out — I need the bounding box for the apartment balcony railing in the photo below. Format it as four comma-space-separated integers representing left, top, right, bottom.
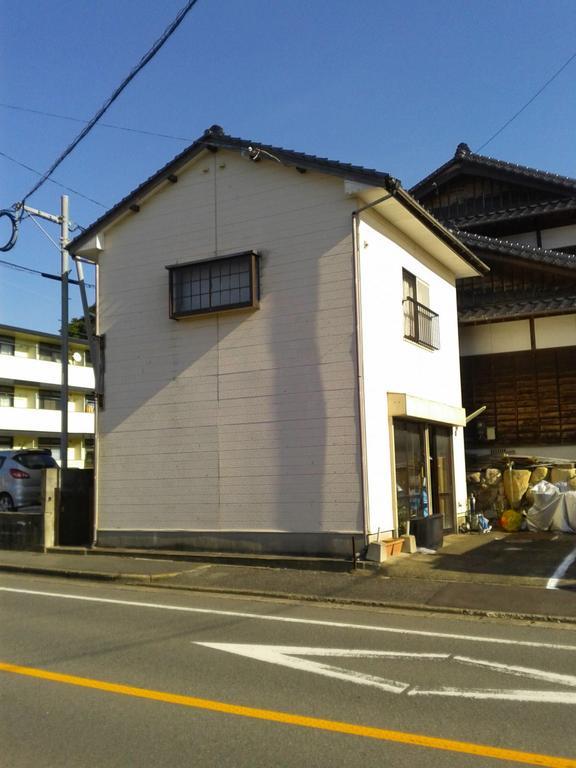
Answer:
0, 355, 94, 390
403, 297, 440, 350
0, 406, 94, 435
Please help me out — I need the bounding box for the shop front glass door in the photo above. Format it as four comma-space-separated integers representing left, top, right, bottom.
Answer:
393, 420, 428, 534
431, 425, 454, 531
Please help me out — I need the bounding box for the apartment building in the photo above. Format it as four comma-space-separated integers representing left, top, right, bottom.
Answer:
0, 325, 95, 467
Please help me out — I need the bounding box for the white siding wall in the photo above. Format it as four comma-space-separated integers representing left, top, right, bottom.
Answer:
358, 213, 467, 535
97, 152, 363, 535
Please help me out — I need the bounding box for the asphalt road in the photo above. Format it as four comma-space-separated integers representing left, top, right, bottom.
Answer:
1, 572, 576, 768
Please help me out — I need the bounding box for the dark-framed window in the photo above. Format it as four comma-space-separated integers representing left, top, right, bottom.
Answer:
38, 343, 61, 362
38, 390, 61, 410
0, 335, 15, 355
402, 269, 440, 350
0, 386, 14, 407
166, 251, 259, 319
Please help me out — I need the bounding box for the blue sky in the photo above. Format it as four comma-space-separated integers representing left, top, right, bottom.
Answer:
2, 0, 575, 333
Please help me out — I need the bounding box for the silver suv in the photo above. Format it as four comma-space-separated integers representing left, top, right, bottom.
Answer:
0, 450, 58, 511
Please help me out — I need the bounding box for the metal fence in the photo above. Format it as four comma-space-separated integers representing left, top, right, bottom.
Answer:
0, 468, 94, 550
403, 297, 440, 350
0, 511, 43, 550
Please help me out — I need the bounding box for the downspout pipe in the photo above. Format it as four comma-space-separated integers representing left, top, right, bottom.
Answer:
351, 186, 397, 546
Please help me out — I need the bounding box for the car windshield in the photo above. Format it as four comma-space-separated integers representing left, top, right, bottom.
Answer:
14, 452, 58, 470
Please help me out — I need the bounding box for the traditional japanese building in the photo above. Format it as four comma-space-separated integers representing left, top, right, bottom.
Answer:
412, 144, 576, 461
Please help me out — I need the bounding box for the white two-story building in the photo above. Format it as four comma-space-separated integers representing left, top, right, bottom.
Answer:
69, 126, 487, 556
0, 325, 95, 467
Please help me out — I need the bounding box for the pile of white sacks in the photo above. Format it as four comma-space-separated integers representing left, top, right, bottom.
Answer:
467, 465, 576, 533
527, 476, 576, 533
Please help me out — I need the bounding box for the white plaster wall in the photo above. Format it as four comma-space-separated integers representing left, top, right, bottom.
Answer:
504, 224, 576, 251
535, 315, 576, 349
508, 231, 538, 247
541, 223, 576, 251
459, 320, 531, 356
96, 151, 364, 535
358, 212, 467, 535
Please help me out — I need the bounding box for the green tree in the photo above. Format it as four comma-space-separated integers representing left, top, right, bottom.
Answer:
67, 304, 95, 339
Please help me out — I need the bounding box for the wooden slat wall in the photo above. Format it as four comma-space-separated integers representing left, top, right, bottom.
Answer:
462, 346, 576, 446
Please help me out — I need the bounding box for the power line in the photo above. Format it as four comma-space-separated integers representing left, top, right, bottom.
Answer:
477, 49, 576, 152
0, 149, 107, 208
0, 101, 191, 143
0, 257, 95, 287
20, 0, 201, 204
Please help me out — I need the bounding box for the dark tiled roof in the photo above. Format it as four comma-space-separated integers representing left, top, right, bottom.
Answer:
441, 196, 576, 229
459, 294, 576, 324
411, 142, 576, 197
68, 125, 487, 275
69, 125, 397, 251
454, 230, 576, 271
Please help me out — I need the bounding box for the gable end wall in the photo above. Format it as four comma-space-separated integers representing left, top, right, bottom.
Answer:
95, 151, 364, 552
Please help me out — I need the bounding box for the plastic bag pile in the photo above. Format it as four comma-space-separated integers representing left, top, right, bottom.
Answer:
526, 481, 576, 533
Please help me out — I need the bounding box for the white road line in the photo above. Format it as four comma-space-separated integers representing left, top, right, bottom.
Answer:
409, 688, 576, 704
547, 545, 576, 590
1, 585, 575, 651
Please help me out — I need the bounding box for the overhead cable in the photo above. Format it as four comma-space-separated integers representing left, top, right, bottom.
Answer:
0, 149, 107, 207
0, 257, 95, 287
0, 209, 20, 252
477, 49, 576, 152
20, 0, 201, 204
0, 101, 190, 143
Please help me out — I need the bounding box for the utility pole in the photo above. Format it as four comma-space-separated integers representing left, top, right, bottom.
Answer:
15, 196, 70, 468
60, 195, 70, 469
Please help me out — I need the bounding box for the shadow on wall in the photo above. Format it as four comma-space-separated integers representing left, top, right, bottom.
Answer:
96, 218, 362, 550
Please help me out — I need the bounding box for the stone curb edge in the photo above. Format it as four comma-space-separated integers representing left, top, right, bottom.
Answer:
2, 562, 576, 627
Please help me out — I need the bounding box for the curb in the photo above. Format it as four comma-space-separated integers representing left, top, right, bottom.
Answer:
2, 562, 576, 627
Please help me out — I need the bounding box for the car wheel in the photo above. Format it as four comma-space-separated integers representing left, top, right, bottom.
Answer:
0, 493, 14, 511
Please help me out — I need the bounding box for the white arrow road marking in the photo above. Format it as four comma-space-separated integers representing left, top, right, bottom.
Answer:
196, 643, 576, 704
408, 654, 576, 703
196, 643, 449, 694
452, 655, 576, 687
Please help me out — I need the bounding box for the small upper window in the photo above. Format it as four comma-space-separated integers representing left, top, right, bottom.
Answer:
38, 390, 61, 410
0, 386, 14, 407
402, 269, 439, 350
166, 252, 259, 319
0, 335, 15, 355
38, 343, 61, 362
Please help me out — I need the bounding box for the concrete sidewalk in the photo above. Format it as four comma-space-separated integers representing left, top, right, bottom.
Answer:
1, 530, 575, 624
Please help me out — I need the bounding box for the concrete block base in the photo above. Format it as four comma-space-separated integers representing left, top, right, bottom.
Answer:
365, 542, 388, 562
402, 534, 417, 554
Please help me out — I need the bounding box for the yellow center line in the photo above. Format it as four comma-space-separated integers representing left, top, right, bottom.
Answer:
1, 661, 575, 767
